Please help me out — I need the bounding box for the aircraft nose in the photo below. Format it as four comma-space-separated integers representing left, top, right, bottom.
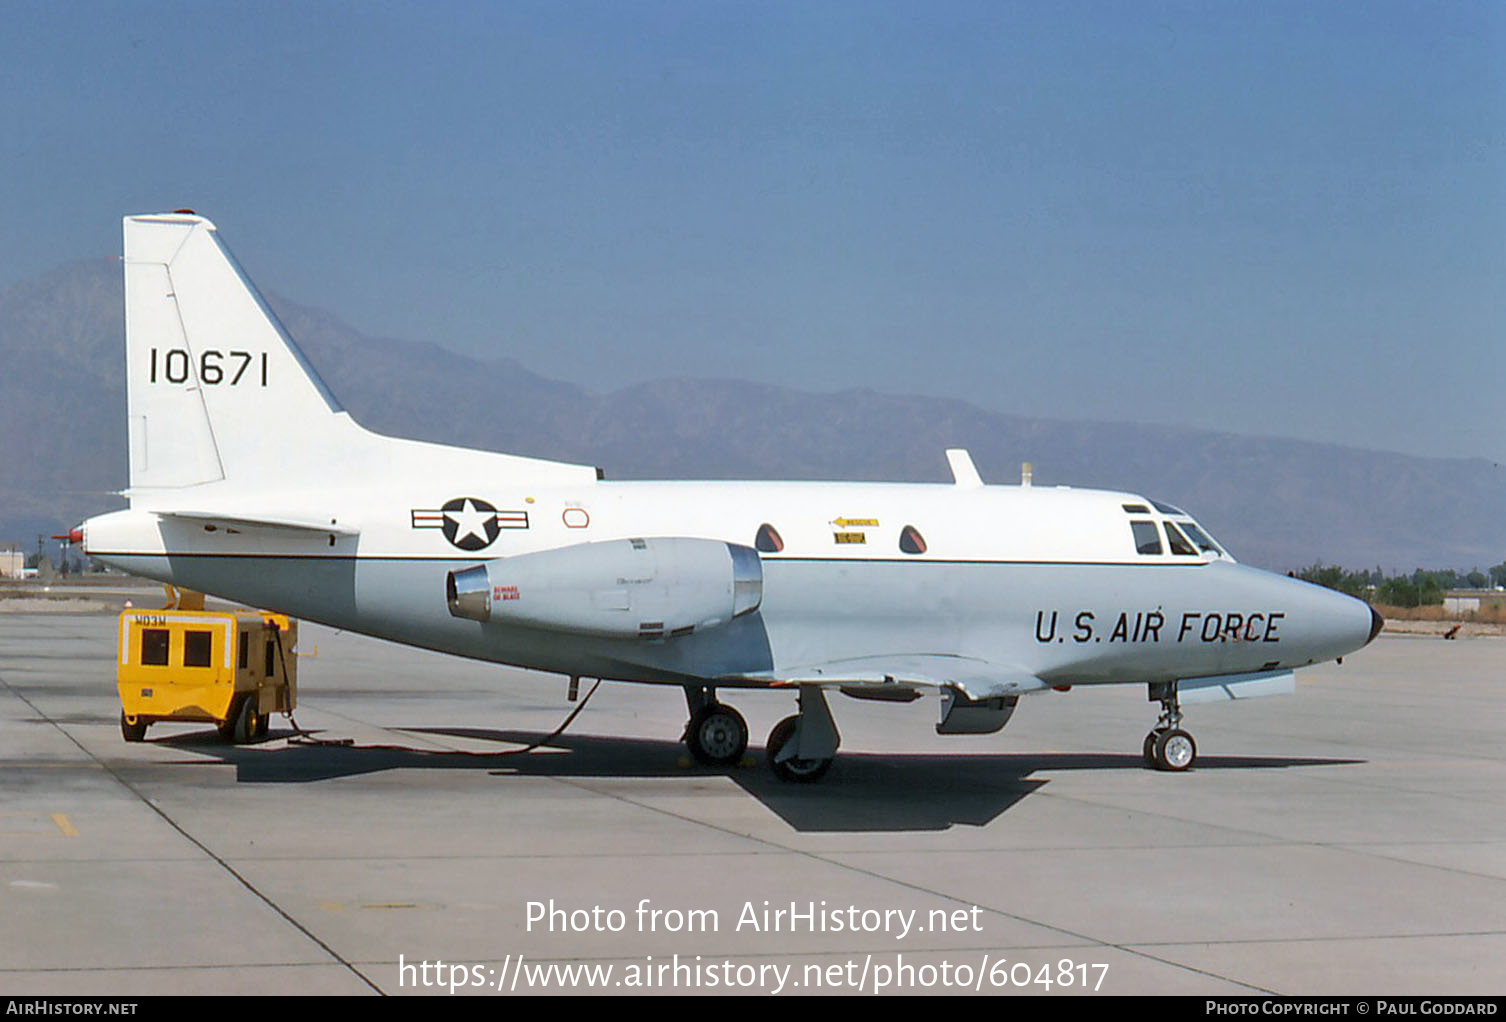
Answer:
1366, 605, 1385, 646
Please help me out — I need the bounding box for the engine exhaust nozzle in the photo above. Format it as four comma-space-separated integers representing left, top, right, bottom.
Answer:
446, 565, 492, 622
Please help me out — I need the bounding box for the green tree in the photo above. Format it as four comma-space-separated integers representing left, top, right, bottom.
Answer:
1378, 576, 1421, 607
1295, 563, 1369, 599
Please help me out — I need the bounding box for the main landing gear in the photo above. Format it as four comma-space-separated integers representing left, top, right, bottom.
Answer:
1144, 681, 1197, 771
683, 687, 749, 767
765, 686, 840, 783
681, 685, 841, 782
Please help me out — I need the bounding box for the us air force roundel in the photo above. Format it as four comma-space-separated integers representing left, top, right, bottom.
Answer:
411, 498, 529, 551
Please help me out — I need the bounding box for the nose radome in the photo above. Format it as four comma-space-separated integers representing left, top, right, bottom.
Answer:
1366, 605, 1385, 646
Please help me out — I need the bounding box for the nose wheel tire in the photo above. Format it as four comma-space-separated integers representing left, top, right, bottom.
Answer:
686, 703, 749, 767
1152, 728, 1196, 771
766, 715, 833, 783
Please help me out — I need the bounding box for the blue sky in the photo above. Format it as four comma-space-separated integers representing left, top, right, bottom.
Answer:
3, 1, 1502, 463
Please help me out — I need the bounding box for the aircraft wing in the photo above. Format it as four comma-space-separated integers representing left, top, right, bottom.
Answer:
738, 655, 1049, 701
155, 510, 360, 536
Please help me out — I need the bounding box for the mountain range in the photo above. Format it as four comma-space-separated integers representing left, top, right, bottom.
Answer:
2, 259, 1501, 573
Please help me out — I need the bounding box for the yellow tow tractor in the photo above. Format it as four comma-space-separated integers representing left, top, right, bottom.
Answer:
117, 587, 297, 743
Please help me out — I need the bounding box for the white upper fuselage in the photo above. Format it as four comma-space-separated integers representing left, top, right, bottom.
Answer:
85, 461, 1373, 694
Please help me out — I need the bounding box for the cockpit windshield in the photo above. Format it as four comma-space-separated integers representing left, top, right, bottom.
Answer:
1126, 499, 1231, 559
1177, 521, 1223, 556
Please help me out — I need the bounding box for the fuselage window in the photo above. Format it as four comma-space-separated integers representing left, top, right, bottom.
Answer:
755, 523, 784, 553
1164, 522, 1197, 556
899, 525, 927, 555
1131, 520, 1162, 555
1121, 503, 1150, 514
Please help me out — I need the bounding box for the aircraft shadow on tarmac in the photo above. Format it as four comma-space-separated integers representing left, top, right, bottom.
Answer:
151, 727, 1363, 833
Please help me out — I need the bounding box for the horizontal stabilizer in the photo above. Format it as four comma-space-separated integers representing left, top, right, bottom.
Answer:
156, 510, 359, 536
743, 654, 1048, 701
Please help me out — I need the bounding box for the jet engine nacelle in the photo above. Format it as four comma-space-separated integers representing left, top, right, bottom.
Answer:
446, 537, 763, 639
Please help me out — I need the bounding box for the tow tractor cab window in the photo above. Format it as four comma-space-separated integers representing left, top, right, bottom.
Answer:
183, 630, 213, 668
1130, 520, 1162, 555
140, 628, 170, 667
1164, 522, 1197, 556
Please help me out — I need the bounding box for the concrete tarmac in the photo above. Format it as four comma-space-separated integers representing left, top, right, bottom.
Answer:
1, 611, 1503, 996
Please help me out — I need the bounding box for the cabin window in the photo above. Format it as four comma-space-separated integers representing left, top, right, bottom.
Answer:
183, 630, 213, 668
899, 525, 927, 555
1121, 503, 1150, 514
1131, 520, 1162, 555
140, 628, 170, 667
1151, 499, 1187, 516
754, 523, 784, 553
1164, 522, 1197, 556
238, 631, 249, 670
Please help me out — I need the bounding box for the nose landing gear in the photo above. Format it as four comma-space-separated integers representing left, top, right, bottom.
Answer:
1144, 681, 1197, 771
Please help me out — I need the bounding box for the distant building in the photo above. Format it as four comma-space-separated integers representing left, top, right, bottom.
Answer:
1443, 595, 1481, 615
1443, 588, 1506, 615
0, 544, 23, 579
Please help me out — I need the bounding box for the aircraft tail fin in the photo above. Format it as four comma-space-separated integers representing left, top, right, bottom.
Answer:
123, 212, 347, 491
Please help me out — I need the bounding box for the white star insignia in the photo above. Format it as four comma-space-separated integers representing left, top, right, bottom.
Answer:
445, 499, 494, 546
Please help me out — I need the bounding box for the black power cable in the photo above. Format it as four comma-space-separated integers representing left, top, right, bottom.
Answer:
267, 620, 604, 757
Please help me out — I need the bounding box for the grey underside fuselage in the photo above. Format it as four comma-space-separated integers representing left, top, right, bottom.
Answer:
100, 552, 1350, 689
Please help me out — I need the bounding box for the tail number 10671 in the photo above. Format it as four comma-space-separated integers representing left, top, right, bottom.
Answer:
148, 348, 267, 387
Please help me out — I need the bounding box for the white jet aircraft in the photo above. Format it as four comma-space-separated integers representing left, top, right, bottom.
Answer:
80, 213, 1383, 780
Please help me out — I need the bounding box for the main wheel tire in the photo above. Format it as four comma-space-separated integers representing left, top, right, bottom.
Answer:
120, 711, 148, 743
687, 703, 749, 766
1142, 730, 1161, 767
766, 715, 832, 783
233, 695, 262, 745
1153, 728, 1196, 771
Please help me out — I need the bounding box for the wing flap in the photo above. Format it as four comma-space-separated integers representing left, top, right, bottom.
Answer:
735, 655, 1048, 701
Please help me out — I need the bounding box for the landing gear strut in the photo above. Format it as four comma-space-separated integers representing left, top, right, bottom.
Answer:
766, 686, 840, 783
1144, 681, 1196, 771
682, 686, 749, 767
